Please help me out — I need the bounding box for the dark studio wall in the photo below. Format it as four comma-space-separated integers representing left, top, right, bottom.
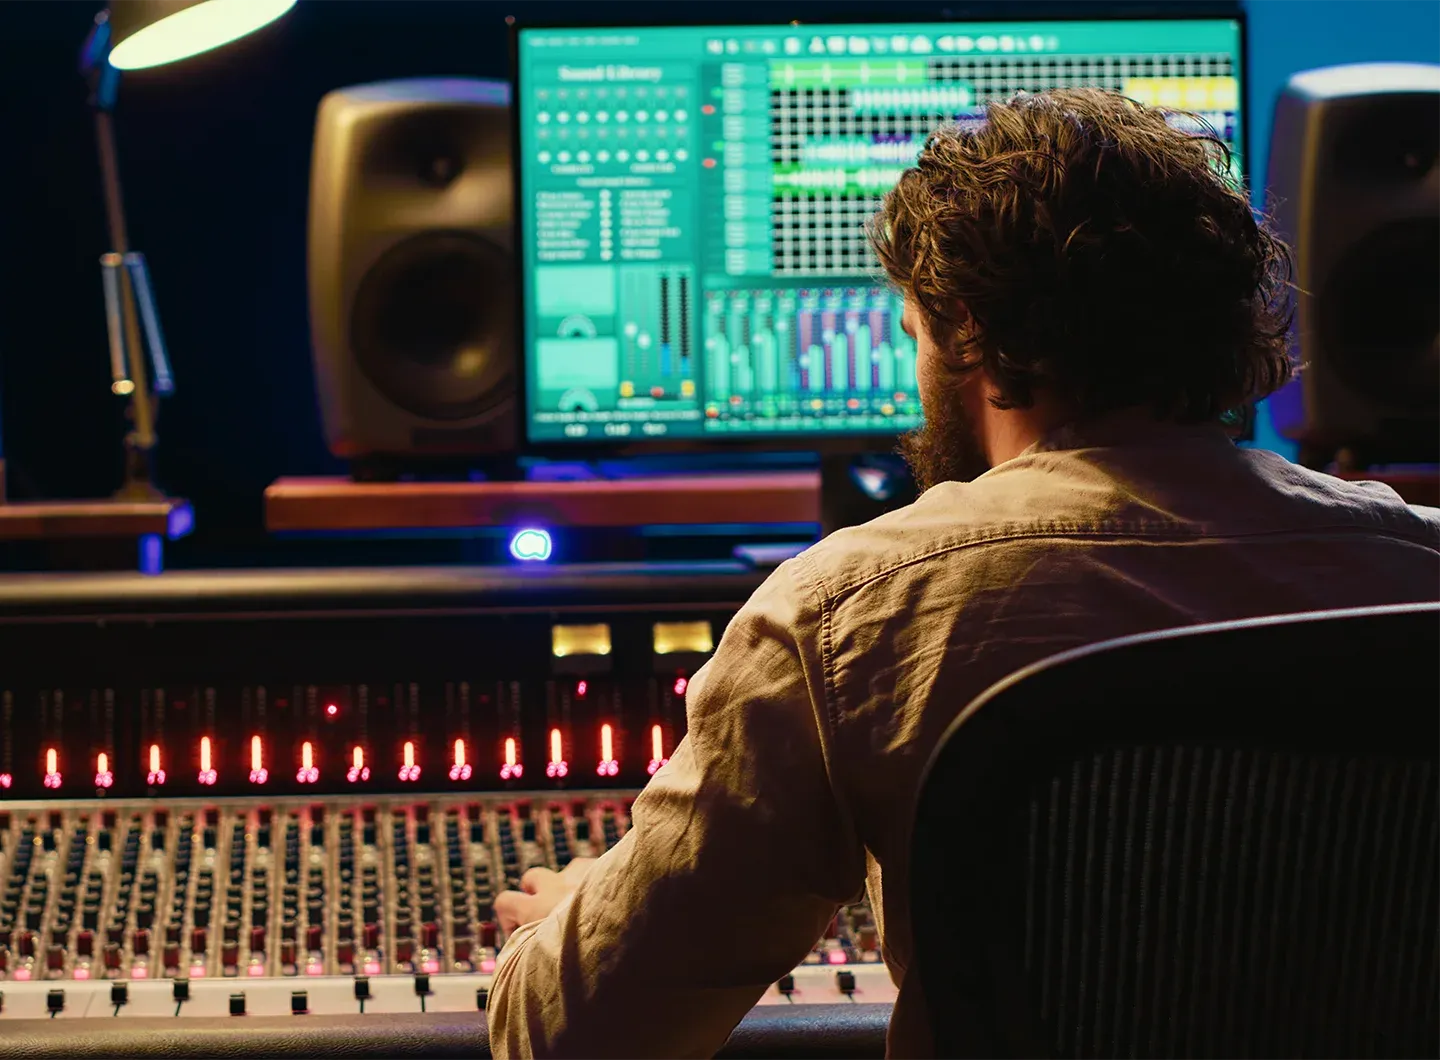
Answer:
0, 0, 1435, 561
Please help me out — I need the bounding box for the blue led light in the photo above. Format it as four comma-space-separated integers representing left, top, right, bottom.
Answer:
509, 528, 553, 562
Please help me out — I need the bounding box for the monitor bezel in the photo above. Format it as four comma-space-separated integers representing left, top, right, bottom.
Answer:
507, 3, 1249, 457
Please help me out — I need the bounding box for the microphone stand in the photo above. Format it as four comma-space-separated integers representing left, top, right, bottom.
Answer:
80, 10, 173, 502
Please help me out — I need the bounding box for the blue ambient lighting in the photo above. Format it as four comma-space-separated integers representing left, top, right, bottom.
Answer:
509, 528, 553, 562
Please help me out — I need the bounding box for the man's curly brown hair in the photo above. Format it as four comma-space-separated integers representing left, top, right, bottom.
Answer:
867, 87, 1294, 424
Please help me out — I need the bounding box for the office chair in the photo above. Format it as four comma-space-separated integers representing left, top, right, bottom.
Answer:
910, 603, 1439, 1059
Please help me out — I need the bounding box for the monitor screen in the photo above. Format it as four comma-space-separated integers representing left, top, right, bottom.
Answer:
516, 18, 1245, 445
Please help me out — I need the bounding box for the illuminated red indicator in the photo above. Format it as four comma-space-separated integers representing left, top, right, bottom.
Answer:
702, 157, 717, 169
94, 752, 114, 790
596, 723, 619, 777
673, 676, 688, 697
325, 703, 338, 717
43, 747, 61, 790
248, 735, 268, 785
576, 680, 587, 698
826, 948, 848, 965
545, 728, 568, 779
398, 740, 421, 783
701, 103, 716, 115
197, 736, 217, 786
500, 737, 523, 780
346, 746, 370, 784
146, 744, 166, 786
73, 967, 90, 980
0, 774, 11, 790
647, 724, 669, 776
296, 741, 318, 784
449, 739, 472, 782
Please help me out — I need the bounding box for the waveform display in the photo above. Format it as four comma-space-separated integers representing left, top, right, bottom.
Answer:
848, 85, 974, 113
703, 287, 921, 424
772, 166, 908, 192
799, 136, 928, 164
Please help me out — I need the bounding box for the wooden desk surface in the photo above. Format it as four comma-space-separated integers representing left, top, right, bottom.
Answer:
265, 472, 822, 532
0, 499, 193, 541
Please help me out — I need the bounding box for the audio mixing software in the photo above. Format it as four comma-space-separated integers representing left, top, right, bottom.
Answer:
517, 19, 1244, 443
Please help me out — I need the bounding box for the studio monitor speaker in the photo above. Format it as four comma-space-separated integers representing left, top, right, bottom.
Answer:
1267, 63, 1440, 466
308, 78, 516, 462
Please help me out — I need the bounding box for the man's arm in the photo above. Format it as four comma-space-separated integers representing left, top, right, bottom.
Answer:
487, 562, 865, 1058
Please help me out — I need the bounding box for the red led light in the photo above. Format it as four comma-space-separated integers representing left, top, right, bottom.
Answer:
647, 723, 669, 776
701, 103, 716, 115
576, 680, 587, 698
248, 735, 268, 784
672, 676, 688, 697
197, 736, 217, 786
94, 752, 114, 789
43, 747, 61, 790
449, 739, 472, 782
826, 948, 848, 965
500, 737, 523, 780
296, 741, 318, 784
546, 728, 568, 779
346, 746, 370, 784
325, 703, 339, 717
0, 774, 11, 790
73, 967, 90, 980
596, 723, 619, 777
146, 744, 166, 786
398, 740, 421, 783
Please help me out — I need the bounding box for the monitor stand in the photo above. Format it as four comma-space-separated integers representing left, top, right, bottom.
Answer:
820, 451, 917, 538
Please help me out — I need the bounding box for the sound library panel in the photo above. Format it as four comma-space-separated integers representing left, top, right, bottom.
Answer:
516, 21, 1242, 441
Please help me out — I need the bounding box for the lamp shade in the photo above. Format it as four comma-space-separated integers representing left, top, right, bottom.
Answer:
107, 0, 296, 70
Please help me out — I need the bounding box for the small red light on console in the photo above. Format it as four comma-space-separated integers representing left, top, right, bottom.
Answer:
500, 737, 523, 781
398, 740, 421, 783
596, 723, 619, 777
296, 741, 318, 784
197, 736, 217, 786
43, 748, 61, 790
248, 736, 268, 785
546, 728, 569, 779
146, 744, 166, 786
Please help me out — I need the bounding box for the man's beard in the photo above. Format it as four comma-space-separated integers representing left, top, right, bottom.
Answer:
898, 386, 990, 492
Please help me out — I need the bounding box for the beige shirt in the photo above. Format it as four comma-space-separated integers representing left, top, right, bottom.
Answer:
489, 421, 1440, 1058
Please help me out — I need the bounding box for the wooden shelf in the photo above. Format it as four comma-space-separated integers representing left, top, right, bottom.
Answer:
0, 498, 193, 541
265, 472, 822, 533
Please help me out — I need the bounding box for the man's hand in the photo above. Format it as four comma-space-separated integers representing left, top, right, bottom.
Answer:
494, 857, 597, 934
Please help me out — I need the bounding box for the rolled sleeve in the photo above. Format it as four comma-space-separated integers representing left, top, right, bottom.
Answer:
487, 562, 865, 1058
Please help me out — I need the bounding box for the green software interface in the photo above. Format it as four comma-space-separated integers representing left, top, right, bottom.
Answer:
517, 19, 1244, 442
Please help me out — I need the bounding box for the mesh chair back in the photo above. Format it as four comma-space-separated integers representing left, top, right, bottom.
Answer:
911, 604, 1439, 1059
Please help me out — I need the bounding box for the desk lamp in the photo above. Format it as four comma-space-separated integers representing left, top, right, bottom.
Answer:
78, 0, 296, 499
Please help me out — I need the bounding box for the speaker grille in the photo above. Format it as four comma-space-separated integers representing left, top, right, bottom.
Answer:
350, 231, 514, 422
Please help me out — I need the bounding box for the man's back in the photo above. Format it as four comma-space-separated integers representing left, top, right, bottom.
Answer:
790, 421, 1439, 1054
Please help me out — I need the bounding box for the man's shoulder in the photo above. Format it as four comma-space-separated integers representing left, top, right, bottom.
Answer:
788, 473, 1039, 603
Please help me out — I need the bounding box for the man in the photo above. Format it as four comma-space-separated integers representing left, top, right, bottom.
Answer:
488, 88, 1440, 1058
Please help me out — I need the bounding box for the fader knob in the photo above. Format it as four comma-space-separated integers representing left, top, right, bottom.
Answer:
222, 942, 239, 968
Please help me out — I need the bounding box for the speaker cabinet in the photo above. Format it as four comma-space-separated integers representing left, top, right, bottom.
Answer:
1267, 63, 1440, 466
308, 79, 516, 462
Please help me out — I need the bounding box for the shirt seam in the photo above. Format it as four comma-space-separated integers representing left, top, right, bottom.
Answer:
814, 521, 1440, 602
789, 549, 864, 883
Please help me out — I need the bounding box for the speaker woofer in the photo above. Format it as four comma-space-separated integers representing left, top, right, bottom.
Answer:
1320, 218, 1440, 411
350, 231, 514, 422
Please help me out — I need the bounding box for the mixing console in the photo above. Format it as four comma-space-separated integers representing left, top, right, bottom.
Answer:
0, 796, 885, 1002
0, 567, 894, 1056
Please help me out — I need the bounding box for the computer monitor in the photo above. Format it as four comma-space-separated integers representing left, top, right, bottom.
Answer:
515, 16, 1246, 446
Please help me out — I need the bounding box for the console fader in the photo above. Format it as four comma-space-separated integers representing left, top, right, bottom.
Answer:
0, 567, 893, 1057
